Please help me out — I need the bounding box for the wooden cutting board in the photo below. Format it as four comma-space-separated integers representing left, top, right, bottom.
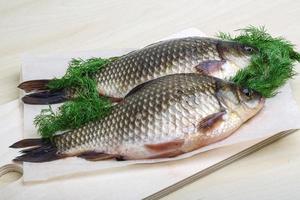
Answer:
1, 29, 300, 200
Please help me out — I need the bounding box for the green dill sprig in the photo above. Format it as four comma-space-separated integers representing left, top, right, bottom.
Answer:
47, 57, 117, 93
34, 57, 116, 138
218, 26, 300, 97
34, 95, 112, 138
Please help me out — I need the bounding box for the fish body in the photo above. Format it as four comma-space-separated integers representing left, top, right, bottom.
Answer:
19, 37, 257, 104
12, 73, 264, 162
93, 37, 255, 98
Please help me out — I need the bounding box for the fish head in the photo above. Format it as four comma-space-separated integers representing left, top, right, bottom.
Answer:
216, 41, 258, 77
217, 81, 265, 122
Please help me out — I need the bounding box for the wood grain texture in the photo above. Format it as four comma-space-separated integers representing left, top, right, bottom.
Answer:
0, 0, 300, 199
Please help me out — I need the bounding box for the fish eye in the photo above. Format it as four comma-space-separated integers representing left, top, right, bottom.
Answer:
242, 88, 252, 97
243, 46, 254, 53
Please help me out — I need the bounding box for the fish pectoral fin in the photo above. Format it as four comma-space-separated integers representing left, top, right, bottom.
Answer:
77, 151, 116, 161
198, 111, 226, 132
195, 60, 226, 74
145, 139, 185, 152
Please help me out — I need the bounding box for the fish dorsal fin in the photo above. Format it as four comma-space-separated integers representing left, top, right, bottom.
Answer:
198, 110, 226, 132
125, 79, 157, 98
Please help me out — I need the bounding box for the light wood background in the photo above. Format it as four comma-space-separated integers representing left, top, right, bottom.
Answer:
0, 0, 300, 199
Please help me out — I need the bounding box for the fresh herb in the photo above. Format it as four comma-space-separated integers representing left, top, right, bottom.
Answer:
218, 26, 299, 97
34, 57, 116, 138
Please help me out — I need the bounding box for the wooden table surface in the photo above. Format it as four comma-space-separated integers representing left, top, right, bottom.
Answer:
1, 0, 300, 199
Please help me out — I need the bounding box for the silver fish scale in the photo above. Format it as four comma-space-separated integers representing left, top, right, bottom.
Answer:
93, 37, 221, 98
54, 74, 222, 157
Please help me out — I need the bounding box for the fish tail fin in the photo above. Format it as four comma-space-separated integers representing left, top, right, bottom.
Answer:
19, 79, 68, 105
10, 138, 45, 148
10, 138, 63, 163
21, 90, 68, 105
18, 79, 51, 93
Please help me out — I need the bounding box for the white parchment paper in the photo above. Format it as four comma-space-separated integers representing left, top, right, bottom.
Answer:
21, 28, 300, 182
